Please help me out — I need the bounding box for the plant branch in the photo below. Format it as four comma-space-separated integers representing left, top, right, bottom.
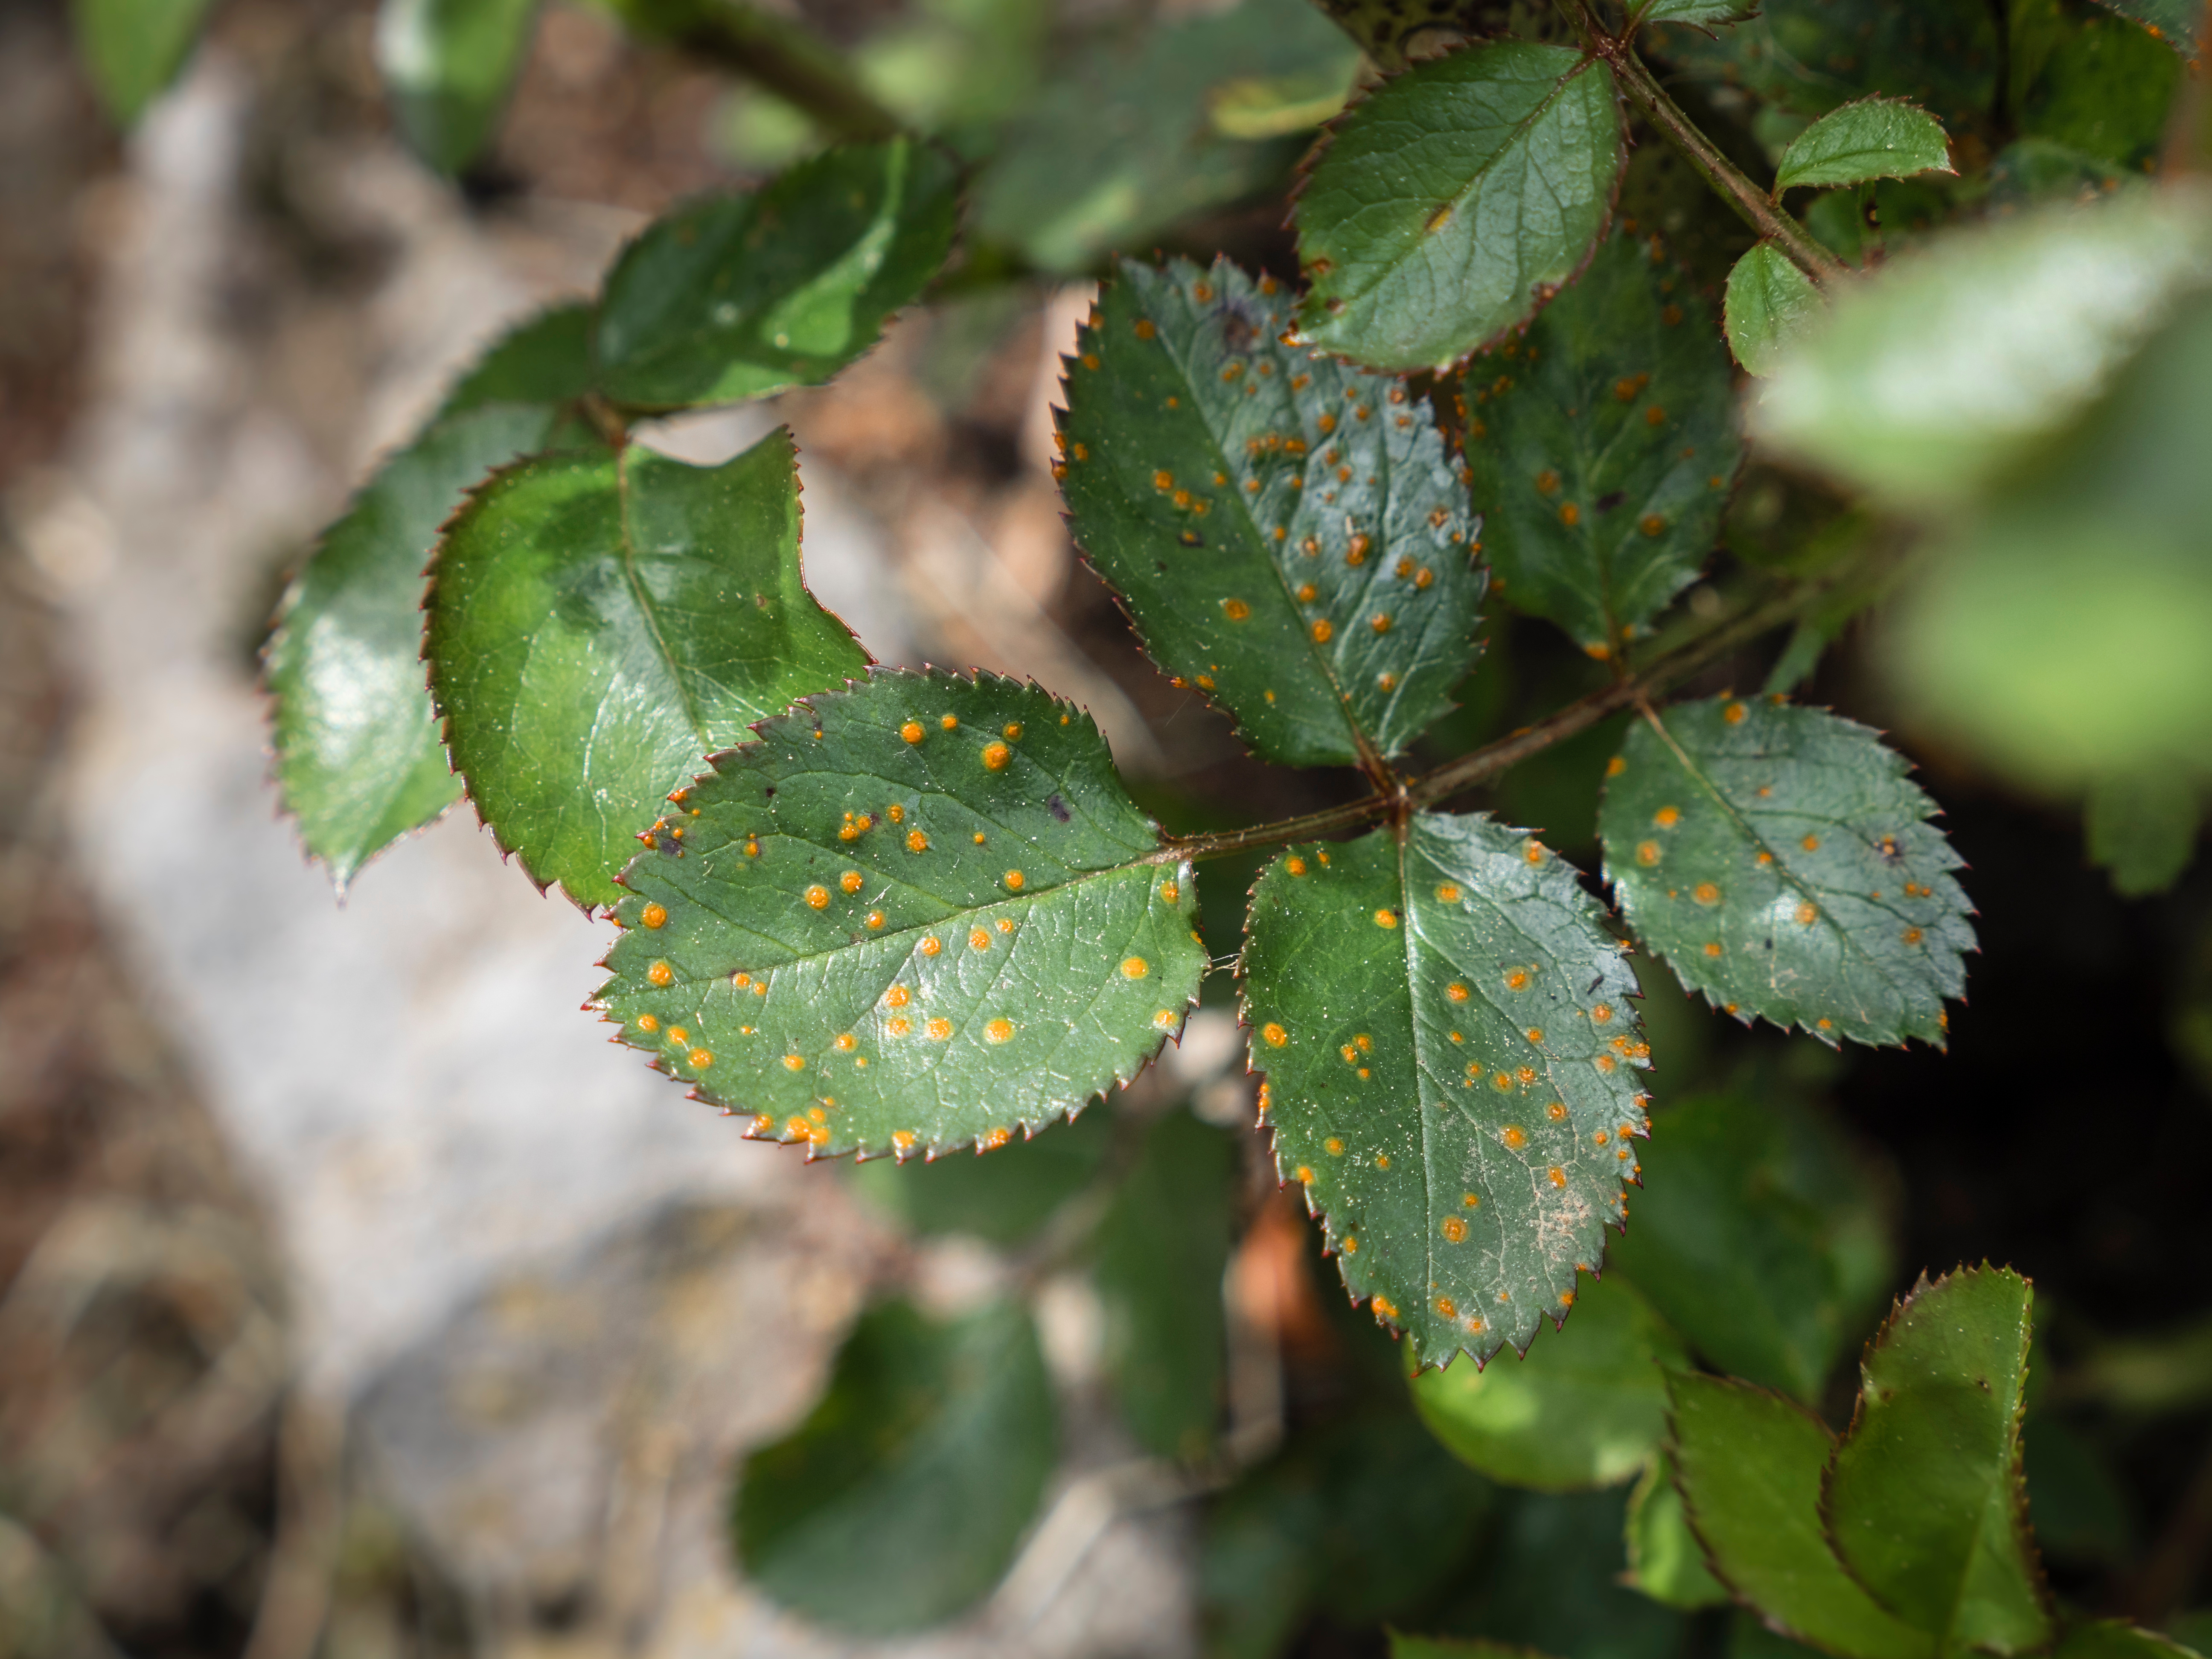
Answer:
1557, 0, 1849, 285
1156, 570, 1849, 865
606, 0, 904, 140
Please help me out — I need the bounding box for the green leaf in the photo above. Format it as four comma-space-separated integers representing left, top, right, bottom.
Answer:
1774, 98, 1953, 192
846, 1099, 1112, 1244
973, 0, 1357, 272
427, 429, 870, 907
1626, 1452, 1730, 1609
2058, 1624, 2209, 1659
1293, 42, 1624, 373
2087, 769, 2201, 899
1632, 0, 1757, 25
1094, 1108, 1236, 1461
1725, 244, 1826, 378
1394, 1639, 1562, 1659
2013, 0, 2182, 172
1437, 1485, 1692, 1659
2024, 1418, 2137, 1566
596, 671, 1208, 1155
1749, 191, 2212, 510
1463, 227, 1741, 658
70, 0, 212, 122
1240, 812, 1652, 1366
374, 0, 539, 174
1607, 1092, 1895, 1401
1411, 1269, 1685, 1491
733, 1297, 1054, 1634
1666, 1372, 1934, 1659
1598, 697, 1973, 1049
1824, 1267, 2051, 1655
2090, 0, 2198, 53
1058, 257, 1485, 769
267, 306, 597, 892
595, 139, 960, 413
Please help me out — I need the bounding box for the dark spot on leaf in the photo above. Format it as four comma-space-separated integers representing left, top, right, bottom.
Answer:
764, 786, 776, 797
1594, 490, 1625, 513
1047, 794, 1072, 823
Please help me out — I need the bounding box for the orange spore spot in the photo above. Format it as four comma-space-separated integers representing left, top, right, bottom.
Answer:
637, 1013, 659, 1034
834, 1034, 856, 1052
1004, 870, 1025, 892
688, 1048, 713, 1068
1158, 880, 1180, 904
867, 911, 885, 929
985, 1019, 1014, 1044
1637, 841, 1661, 866
1654, 806, 1680, 828
1694, 882, 1720, 905
1560, 503, 1580, 527
1311, 619, 1333, 643
1120, 956, 1150, 980
969, 927, 991, 951
1903, 927, 1924, 945
840, 870, 864, 894
1135, 317, 1156, 339
1286, 857, 1307, 876
893, 1130, 917, 1153
906, 830, 929, 853
920, 934, 942, 956
1607, 755, 1627, 777
1723, 701, 1746, 724
982, 741, 1011, 771
1796, 902, 1819, 925
1325, 1136, 1345, 1155
1505, 969, 1529, 991
648, 961, 673, 987
1295, 1165, 1315, 1184
1502, 1125, 1528, 1149
900, 720, 925, 743
1703, 942, 1723, 957
805, 885, 830, 909
782, 1054, 805, 1072
886, 985, 911, 1009
887, 1017, 912, 1038
640, 903, 668, 929
926, 1018, 953, 1041
1263, 1022, 1288, 1047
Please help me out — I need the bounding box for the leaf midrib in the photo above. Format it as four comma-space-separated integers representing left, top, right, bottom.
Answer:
612, 446, 712, 745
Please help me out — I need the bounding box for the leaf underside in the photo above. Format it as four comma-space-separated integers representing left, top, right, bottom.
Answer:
1824, 1267, 2050, 1655
597, 671, 1208, 1158
1294, 41, 1624, 372
1058, 256, 1486, 769
1774, 96, 1953, 192
595, 138, 961, 413
1463, 227, 1742, 656
1240, 811, 1652, 1366
1599, 696, 1973, 1048
1725, 244, 1825, 378
1668, 1371, 1935, 1659
427, 429, 870, 908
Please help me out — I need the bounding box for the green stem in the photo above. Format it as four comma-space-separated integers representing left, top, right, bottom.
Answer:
1156, 572, 1846, 865
1557, 0, 1848, 285
605, 0, 903, 140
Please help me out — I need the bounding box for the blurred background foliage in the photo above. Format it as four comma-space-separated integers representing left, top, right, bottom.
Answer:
7, 0, 2212, 1652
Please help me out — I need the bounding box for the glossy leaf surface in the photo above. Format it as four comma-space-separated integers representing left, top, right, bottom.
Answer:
1294, 43, 1623, 372
1599, 698, 1973, 1048
1411, 1270, 1684, 1490
428, 430, 870, 907
1774, 98, 1952, 192
1059, 257, 1485, 768
1726, 244, 1826, 378
1094, 1108, 1236, 1460
1464, 228, 1740, 656
1825, 1268, 2049, 1655
375, 0, 539, 173
598, 672, 1207, 1155
268, 307, 597, 891
1751, 190, 2212, 509
72, 0, 212, 122
1607, 1092, 1894, 1400
1626, 1451, 1730, 1609
1667, 1373, 1933, 1659
596, 139, 960, 412
733, 1298, 1054, 1634
1240, 812, 1651, 1366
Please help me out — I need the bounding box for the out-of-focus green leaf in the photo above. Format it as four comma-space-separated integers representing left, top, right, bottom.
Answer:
1632, 0, 1757, 26
1411, 1271, 1684, 1492
974, 0, 1358, 273
2059, 1624, 2210, 1659
1599, 697, 1973, 1048
1464, 228, 1740, 657
1058, 258, 1485, 769
2086, 770, 2201, 898
1203, 1414, 1494, 1659
1625, 1452, 1729, 1609
733, 1298, 1054, 1634
1094, 1109, 1236, 1461
375, 0, 539, 174
1668, 1372, 1934, 1659
1434, 1485, 1691, 1659
1394, 1639, 1562, 1659
71, 0, 212, 123
596, 139, 959, 412
1725, 244, 1825, 378
1242, 814, 1652, 1365
855, 0, 1048, 132
2024, 1417, 2137, 1566
1731, 1611, 1831, 1659
1825, 1267, 2049, 1655
1293, 42, 1623, 372
846, 1100, 1112, 1244
1750, 190, 2212, 510
427, 429, 870, 907
1773, 98, 1952, 192
2013, 0, 2182, 170
597, 672, 1209, 1154
2089, 0, 2198, 53
267, 306, 596, 893
1607, 1093, 1895, 1401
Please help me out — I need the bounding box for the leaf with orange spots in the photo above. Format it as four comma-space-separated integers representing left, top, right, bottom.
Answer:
596, 671, 1207, 1156
595, 138, 960, 413
1598, 697, 1973, 1049
1239, 812, 1652, 1367
1291, 42, 1624, 373
1462, 227, 1743, 657
733, 1296, 1055, 1634
267, 305, 597, 894
427, 427, 870, 908
1410, 1268, 1685, 1491
2087, 0, 2197, 54
1058, 257, 1486, 769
